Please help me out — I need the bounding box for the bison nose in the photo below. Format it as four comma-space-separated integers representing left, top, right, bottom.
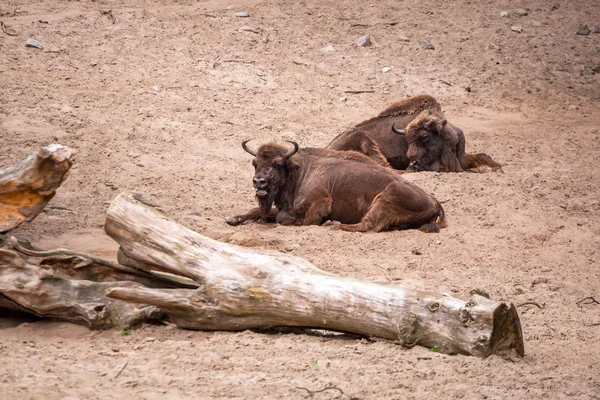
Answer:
253, 178, 267, 188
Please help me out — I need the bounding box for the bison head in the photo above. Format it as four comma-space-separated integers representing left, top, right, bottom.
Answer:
242, 140, 299, 217
404, 112, 465, 172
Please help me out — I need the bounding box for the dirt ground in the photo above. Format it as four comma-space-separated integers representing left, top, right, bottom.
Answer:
1, 0, 600, 398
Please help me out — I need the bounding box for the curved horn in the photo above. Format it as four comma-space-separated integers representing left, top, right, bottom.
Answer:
241, 140, 257, 156
283, 140, 299, 158
391, 123, 405, 135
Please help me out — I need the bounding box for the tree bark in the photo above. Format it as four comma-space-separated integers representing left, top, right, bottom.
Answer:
0, 144, 75, 233
105, 191, 524, 357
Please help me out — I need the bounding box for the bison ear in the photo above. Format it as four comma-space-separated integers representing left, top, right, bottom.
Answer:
433, 118, 447, 135
286, 158, 300, 171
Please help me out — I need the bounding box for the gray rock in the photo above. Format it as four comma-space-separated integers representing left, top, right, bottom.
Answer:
500, 11, 509, 18
151, 86, 162, 92
592, 66, 600, 74
418, 39, 434, 49
382, 66, 392, 73
25, 39, 42, 49
322, 44, 336, 52
356, 35, 371, 47
541, 266, 552, 273
284, 244, 300, 252
511, 25, 522, 33
577, 24, 590, 35
593, 25, 600, 34
515, 9, 528, 16
339, 97, 347, 102
398, 35, 410, 42
235, 11, 250, 17
544, 40, 555, 47
460, 36, 471, 42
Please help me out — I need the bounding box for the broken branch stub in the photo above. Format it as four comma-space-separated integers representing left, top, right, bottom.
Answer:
0, 144, 75, 232
105, 192, 524, 357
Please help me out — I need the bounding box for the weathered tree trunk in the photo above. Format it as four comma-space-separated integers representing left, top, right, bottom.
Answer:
0, 144, 75, 233
0, 234, 187, 329
105, 192, 524, 357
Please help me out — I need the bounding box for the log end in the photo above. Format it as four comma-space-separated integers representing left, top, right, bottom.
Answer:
488, 302, 525, 357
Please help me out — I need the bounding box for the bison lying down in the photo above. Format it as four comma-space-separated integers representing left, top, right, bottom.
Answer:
327, 94, 502, 173
226, 141, 446, 233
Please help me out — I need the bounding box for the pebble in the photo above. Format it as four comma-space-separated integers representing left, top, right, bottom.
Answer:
500, 11, 509, 18
460, 36, 471, 42
356, 35, 371, 47
513, 286, 526, 295
145, 337, 156, 342
339, 97, 347, 102
418, 39, 434, 49
593, 25, 600, 34
576, 25, 590, 35
515, 9, 528, 16
532, 276, 548, 286
322, 44, 336, 53
435, 240, 441, 245
382, 67, 392, 73
25, 39, 42, 49
151, 86, 162, 92
511, 25, 522, 33
592, 66, 600, 74
411, 249, 422, 255
284, 244, 300, 252
544, 40, 555, 47
398, 35, 410, 42
235, 11, 250, 17
541, 266, 552, 273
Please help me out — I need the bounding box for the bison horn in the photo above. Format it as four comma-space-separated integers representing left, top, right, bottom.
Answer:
242, 140, 257, 156
391, 123, 405, 135
284, 140, 299, 158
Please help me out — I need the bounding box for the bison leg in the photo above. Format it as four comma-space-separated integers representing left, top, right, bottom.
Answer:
225, 207, 278, 226
462, 153, 503, 173
335, 181, 443, 233
295, 190, 333, 225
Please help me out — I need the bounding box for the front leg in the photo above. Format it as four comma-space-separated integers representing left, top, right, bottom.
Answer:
225, 207, 278, 226
297, 189, 333, 226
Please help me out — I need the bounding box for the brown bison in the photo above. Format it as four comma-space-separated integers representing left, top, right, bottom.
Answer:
327, 94, 502, 173
225, 141, 446, 233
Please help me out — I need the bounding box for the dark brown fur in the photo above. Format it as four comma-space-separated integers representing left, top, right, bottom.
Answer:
226, 142, 445, 233
327, 94, 502, 173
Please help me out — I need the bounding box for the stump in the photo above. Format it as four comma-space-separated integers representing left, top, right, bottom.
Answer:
0, 144, 75, 233
105, 192, 524, 357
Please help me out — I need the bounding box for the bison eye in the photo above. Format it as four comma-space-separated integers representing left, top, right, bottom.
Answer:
420, 134, 429, 143
273, 161, 283, 169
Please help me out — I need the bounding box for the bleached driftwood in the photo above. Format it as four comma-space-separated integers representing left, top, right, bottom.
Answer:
105, 192, 524, 357
0, 144, 75, 233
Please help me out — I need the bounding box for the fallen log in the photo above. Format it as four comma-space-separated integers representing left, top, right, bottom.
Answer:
0, 144, 75, 233
105, 191, 524, 357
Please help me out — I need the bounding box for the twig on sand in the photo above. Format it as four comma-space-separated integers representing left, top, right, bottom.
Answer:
517, 301, 544, 309
439, 79, 453, 86
222, 59, 256, 64
100, 10, 116, 24
576, 296, 599, 307
1, 21, 18, 36
114, 361, 128, 379
296, 385, 344, 396
344, 90, 375, 94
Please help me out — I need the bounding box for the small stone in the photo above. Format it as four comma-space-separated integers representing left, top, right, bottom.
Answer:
25, 39, 42, 49
544, 40, 555, 47
460, 36, 471, 42
592, 25, 600, 34
418, 39, 434, 49
339, 97, 347, 102
151, 86, 162, 92
515, 9, 528, 16
532, 276, 548, 286
541, 266, 552, 273
382, 66, 392, 73
513, 286, 526, 295
411, 249, 422, 255
592, 66, 600, 74
322, 44, 336, 53
500, 11, 509, 18
145, 337, 156, 342
235, 11, 249, 17
284, 244, 300, 252
576, 25, 590, 35
435, 240, 441, 245
531, 20, 543, 27
398, 35, 410, 42
549, 285, 560, 292
356, 35, 371, 47
511, 25, 522, 33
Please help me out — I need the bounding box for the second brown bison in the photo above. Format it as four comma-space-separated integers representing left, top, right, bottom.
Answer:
226, 141, 446, 233
327, 94, 502, 173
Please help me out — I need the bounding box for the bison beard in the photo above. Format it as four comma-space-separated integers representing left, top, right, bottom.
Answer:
256, 190, 276, 220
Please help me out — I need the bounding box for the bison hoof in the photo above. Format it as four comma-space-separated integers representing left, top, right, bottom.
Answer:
225, 216, 243, 226
322, 220, 341, 227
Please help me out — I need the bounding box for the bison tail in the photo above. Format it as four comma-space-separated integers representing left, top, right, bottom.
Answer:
419, 199, 447, 233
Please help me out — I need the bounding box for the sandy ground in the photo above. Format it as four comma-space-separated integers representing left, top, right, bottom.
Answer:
1, 0, 600, 398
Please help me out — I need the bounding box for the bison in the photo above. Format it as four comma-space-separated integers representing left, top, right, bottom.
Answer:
225, 140, 446, 233
327, 94, 502, 173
